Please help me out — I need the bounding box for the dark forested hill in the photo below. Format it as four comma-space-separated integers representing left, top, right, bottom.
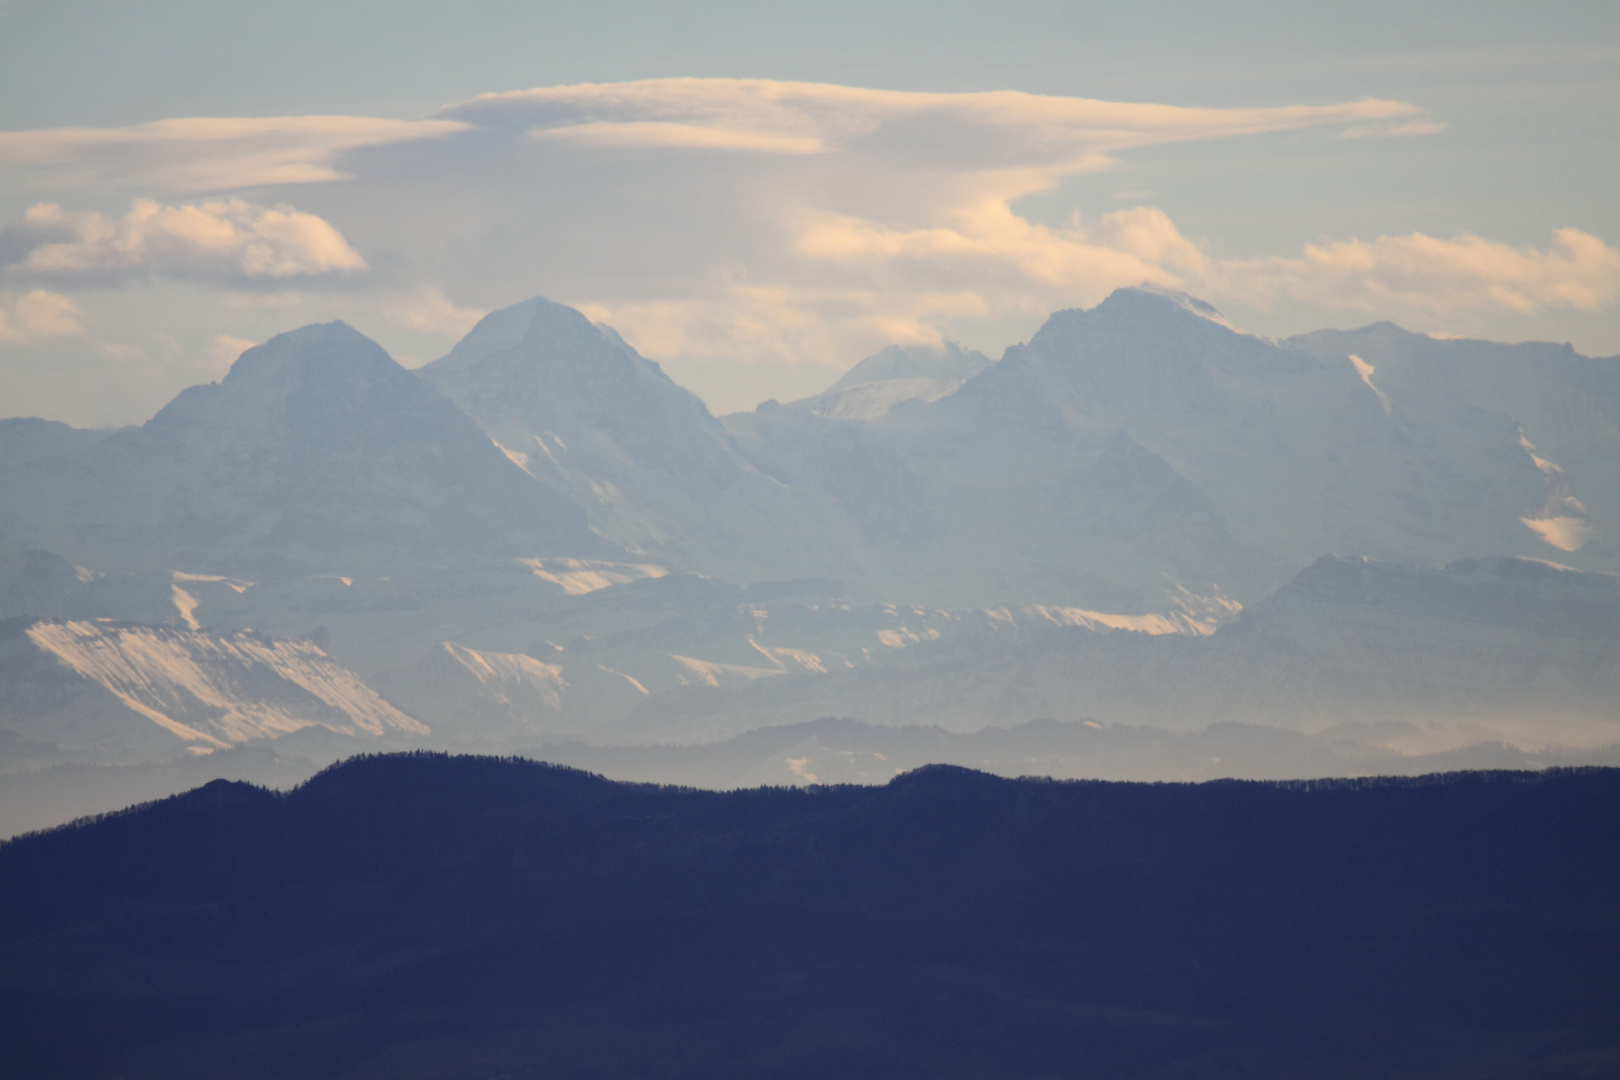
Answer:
2, 755, 1617, 1079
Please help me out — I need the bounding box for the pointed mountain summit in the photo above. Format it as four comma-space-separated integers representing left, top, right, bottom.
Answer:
934, 287, 1569, 579
0, 322, 605, 576
424, 299, 742, 490
943, 287, 1297, 431
421, 298, 863, 581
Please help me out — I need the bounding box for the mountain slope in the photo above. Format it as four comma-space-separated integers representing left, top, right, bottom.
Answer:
0, 322, 607, 576
0, 616, 426, 758
420, 298, 864, 581
728, 288, 1610, 609
372, 639, 650, 745
1290, 322, 1620, 561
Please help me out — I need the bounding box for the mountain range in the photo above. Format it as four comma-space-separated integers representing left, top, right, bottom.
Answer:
2, 287, 1618, 833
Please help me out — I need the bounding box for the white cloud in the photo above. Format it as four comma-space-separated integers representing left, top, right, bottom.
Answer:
443, 79, 1419, 170
0, 289, 83, 343
0, 116, 468, 193
4, 198, 367, 285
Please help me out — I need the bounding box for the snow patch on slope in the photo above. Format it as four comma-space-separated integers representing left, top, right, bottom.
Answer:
23, 620, 426, 748
1348, 354, 1391, 416
518, 557, 669, 595
1517, 430, 1596, 552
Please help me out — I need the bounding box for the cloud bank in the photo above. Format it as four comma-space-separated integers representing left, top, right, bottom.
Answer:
0, 78, 1614, 393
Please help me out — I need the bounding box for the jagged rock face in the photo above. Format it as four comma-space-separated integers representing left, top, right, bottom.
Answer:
0, 322, 606, 576
421, 298, 865, 581
0, 617, 426, 758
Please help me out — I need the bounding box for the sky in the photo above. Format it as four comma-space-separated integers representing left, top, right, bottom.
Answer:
0, 0, 1616, 423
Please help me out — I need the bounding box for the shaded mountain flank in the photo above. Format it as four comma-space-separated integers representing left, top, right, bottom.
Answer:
1, 754, 1617, 1079
0, 321, 607, 578
728, 287, 1617, 608
419, 297, 865, 582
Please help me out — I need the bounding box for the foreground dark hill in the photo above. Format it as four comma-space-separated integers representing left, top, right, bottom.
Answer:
3, 755, 1617, 1079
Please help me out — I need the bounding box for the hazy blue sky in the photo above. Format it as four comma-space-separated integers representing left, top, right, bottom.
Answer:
1, 1, 1616, 422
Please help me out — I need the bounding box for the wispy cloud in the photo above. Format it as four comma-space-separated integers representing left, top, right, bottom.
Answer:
1337, 119, 1447, 139
442, 79, 1420, 180
0, 116, 467, 193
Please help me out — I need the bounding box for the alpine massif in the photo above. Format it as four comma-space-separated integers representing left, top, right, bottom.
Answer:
2, 288, 1618, 831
